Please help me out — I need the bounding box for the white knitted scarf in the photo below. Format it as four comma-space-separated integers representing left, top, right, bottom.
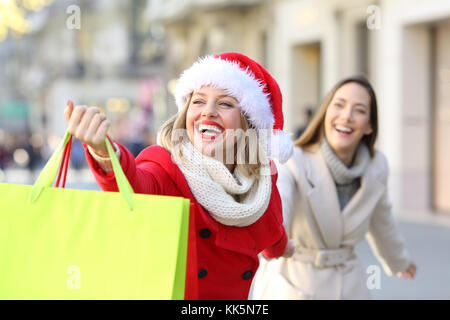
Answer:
321, 139, 370, 185
173, 140, 272, 227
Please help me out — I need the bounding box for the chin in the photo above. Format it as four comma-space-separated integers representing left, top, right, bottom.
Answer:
329, 139, 356, 153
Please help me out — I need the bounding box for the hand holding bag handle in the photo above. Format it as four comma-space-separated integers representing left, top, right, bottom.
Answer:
29, 130, 135, 211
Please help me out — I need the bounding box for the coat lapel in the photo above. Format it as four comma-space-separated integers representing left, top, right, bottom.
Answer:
342, 161, 385, 236
304, 149, 344, 249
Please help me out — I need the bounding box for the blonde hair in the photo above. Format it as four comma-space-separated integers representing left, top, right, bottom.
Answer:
295, 75, 378, 158
158, 93, 262, 179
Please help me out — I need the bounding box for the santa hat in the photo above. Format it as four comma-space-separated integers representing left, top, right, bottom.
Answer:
174, 52, 293, 163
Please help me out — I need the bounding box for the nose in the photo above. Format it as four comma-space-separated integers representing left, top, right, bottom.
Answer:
201, 100, 218, 118
340, 105, 354, 122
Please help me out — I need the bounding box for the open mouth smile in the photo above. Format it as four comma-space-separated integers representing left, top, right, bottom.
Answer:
334, 124, 354, 136
196, 121, 225, 140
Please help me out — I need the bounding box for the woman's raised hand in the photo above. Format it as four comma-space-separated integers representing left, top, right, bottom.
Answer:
64, 100, 110, 157
396, 262, 417, 279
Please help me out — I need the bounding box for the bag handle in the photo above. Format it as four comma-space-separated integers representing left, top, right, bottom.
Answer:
55, 135, 72, 188
29, 130, 135, 211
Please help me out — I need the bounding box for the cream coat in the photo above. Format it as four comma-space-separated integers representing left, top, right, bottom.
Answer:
251, 146, 411, 300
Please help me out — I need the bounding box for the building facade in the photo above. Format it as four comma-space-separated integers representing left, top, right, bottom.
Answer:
268, 0, 450, 221
152, 0, 450, 222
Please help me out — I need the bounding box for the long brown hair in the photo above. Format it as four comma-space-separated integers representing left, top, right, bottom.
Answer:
294, 75, 378, 157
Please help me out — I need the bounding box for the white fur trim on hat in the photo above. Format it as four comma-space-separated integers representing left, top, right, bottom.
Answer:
257, 129, 294, 164
269, 130, 294, 164
175, 56, 274, 131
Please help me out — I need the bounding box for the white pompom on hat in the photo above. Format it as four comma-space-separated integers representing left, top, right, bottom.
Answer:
174, 52, 293, 163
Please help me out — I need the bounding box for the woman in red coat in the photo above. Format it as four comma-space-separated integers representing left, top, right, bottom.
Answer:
64, 52, 295, 299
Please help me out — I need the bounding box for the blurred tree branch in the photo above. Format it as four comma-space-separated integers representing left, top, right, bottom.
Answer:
0, 0, 53, 41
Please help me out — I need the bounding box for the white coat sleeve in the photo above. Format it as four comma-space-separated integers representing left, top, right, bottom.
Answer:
275, 159, 298, 230
365, 155, 411, 276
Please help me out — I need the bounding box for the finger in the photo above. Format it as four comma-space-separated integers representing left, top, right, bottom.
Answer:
75, 107, 100, 141
64, 100, 74, 123
68, 105, 87, 135
92, 119, 110, 145
406, 265, 415, 278
85, 113, 107, 142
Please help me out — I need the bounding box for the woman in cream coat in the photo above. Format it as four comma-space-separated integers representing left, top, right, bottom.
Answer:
252, 75, 416, 300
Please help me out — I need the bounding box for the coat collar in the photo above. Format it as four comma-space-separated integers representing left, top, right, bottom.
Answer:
341, 159, 384, 236
303, 146, 385, 248
304, 147, 343, 249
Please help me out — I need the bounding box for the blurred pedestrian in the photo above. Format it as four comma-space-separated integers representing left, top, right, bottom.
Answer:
0, 145, 10, 170
64, 52, 295, 300
294, 107, 314, 139
252, 75, 416, 300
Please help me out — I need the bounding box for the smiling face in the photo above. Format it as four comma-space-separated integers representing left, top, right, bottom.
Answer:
324, 82, 373, 158
186, 86, 243, 159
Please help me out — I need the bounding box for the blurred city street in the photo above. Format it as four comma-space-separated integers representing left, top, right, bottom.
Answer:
1, 167, 100, 191
356, 221, 450, 300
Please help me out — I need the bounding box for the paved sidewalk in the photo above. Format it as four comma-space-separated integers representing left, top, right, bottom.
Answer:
356, 220, 450, 299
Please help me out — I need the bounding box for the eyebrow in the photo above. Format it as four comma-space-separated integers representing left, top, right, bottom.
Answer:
334, 97, 368, 108
192, 92, 238, 101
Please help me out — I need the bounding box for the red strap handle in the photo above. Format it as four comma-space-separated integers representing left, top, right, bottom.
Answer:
55, 135, 72, 188
55, 99, 74, 188
62, 137, 72, 187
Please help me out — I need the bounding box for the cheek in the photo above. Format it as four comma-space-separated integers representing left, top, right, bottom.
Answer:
185, 111, 197, 143
225, 110, 243, 130
356, 115, 372, 134
324, 109, 335, 132
185, 109, 196, 130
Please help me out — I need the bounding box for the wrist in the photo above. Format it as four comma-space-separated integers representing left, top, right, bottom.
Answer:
87, 143, 118, 161
90, 145, 109, 158
87, 142, 120, 174
88, 144, 107, 158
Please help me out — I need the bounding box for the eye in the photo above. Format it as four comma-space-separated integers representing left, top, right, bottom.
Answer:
219, 101, 234, 108
219, 102, 233, 108
192, 99, 204, 105
334, 103, 343, 108
356, 108, 367, 114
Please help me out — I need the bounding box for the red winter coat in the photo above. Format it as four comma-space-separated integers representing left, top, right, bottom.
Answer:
84, 142, 287, 300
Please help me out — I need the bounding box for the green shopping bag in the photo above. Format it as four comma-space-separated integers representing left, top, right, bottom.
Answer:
0, 131, 190, 299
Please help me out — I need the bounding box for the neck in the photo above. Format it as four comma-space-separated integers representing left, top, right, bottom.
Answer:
333, 146, 357, 167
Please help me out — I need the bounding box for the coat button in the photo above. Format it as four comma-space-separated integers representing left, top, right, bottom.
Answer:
199, 228, 211, 239
242, 270, 253, 280
198, 269, 208, 279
